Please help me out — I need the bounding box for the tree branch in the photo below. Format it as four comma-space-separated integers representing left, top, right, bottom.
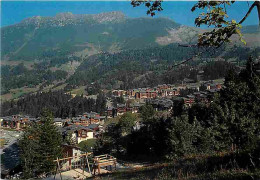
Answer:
172, 54, 198, 68
256, 1, 260, 25
178, 43, 197, 48
238, 1, 259, 25
173, 1, 260, 68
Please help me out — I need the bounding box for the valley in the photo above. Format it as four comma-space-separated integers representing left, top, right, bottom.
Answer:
1, 8, 260, 179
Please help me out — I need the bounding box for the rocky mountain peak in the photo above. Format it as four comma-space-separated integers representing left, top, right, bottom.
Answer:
55, 12, 74, 19
92, 11, 126, 23
18, 11, 126, 28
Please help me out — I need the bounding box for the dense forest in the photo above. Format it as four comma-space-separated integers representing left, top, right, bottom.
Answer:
1, 42, 259, 96
1, 90, 107, 117
66, 43, 196, 86
1, 63, 68, 94
202, 61, 238, 80
67, 43, 251, 90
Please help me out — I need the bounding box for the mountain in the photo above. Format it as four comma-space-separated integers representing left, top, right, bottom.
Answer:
1, 11, 181, 61
1, 12, 259, 101
2, 11, 259, 61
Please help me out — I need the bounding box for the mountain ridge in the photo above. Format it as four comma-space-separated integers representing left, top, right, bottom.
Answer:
2, 11, 259, 62
18, 11, 127, 27
1, 11, 124, 27
1, 11, 181, 61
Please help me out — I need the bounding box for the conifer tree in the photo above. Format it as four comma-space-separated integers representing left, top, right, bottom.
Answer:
19, 122, 41, 178
19, 109, 62, 178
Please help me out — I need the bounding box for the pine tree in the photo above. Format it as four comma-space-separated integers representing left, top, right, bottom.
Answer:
19, 122, 41, 178
19, 109, 62, 178
37, 109, 63, 175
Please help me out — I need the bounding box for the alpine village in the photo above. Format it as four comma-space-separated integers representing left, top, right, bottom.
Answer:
1, 1, 260, 180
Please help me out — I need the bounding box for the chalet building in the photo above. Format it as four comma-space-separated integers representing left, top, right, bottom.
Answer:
83, 112, 99, 119
193, 92, 209, 103
127, 85, 183, 99
66, 112, 104, 127
54, 118, 67, 127
99, 116, 106, 125
112, 90, 126, 97
129, 103, 141, 113
75, 116, 89, 126
204, 82, 222, 90
62, 125, 94, 144
107, 107, 117, 118
107, 102, 143, 117
148, 99, 173, 111
87, 124, 100, 132
83, 112, 103, 124
161, 88, 179, 97
61, 144, 83, 170
107, 102, 144, 117
127, 89, 140, 98
117, 104, 127, 115
107, 104, 127, 117
87, 124, 102, 137
212, 83, 222, 89
135, 90, 158, 99
73, 128, 94, 144
184, 95, 195, 107
2, 116, 12, 128
2, 115, 34, 130
156, 84, 174, 93
71, 118, 84, 126
189, 85, 200, 91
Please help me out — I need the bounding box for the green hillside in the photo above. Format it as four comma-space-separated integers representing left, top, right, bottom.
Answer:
1, 12, 179, 61
67, 43, 260, 90
1, 12, 259, 100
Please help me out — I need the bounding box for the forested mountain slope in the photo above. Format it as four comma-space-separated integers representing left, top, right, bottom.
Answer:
1, 12, 259, 99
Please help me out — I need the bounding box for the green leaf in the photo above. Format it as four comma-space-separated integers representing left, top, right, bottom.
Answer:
231, 19, 237, 24
241, 38, 247, 45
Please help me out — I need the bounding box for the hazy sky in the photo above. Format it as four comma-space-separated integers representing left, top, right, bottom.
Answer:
1, 1, 259, 27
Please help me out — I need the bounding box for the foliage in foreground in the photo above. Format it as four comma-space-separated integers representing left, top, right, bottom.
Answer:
19, 109, 62, 178
94, 57, 260, 179
90, 153, 260, 180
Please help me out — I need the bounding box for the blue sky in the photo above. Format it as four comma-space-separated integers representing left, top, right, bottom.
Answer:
1, 1, 259, 27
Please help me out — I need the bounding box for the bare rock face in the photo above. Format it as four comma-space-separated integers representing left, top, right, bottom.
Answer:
156, 26, 199, 45
91, 11, 126, 23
